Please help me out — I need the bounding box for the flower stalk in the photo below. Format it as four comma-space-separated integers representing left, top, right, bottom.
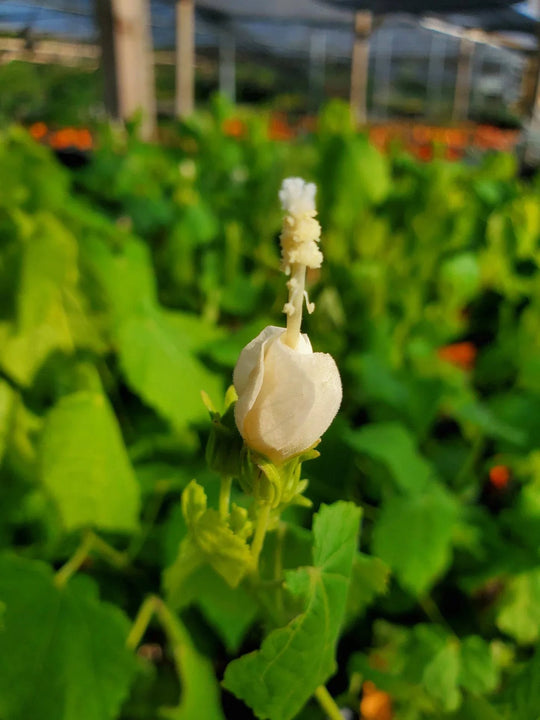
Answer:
218, 475, 233, 519
314, 685, 345, 720
251, 502, 272, 570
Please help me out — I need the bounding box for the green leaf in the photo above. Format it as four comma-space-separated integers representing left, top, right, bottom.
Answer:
0, 554, 135, 720
179, 566, 257, 653
1, 214, 80, 385
159, 608, 225, 720
223, 501, 361, 720
453, 400, 525, 446
500, 646, 540, 720
164, 480, 253, 592
488, 393, 540, 453
82, 234, 157, 320
345, 553, 390, 626
372, 483, 458, 595
438, 252, 481, 307
346, 422, 434, 495
496, 568, 540, 645
451, 695, 505, 720
83, 234, 223, 431
350, 623, 498, 716
40, 391, 140, 533
458, 636, 499, 695
0, 380, 16, 465
423, 642, 461, 712
117, 307, 223, 430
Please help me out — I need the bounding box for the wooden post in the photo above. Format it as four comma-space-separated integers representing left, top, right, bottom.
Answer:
350, 11, 372, 126
452, 32, 475, 123
175, 0, 195, 117
95, 0, 156, 140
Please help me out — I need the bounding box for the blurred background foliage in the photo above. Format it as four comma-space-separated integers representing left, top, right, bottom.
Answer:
1, 97, 540, 719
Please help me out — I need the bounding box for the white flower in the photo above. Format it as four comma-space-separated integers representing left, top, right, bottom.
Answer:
233, 326, 342, 464
233, 177, 341, 463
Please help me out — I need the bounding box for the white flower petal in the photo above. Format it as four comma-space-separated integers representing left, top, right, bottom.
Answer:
233, 326, 279, 436
233, 326, 342, 464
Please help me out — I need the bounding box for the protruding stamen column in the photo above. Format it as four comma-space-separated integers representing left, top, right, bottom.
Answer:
284, 264, 306, 348
278, 177, 322, 350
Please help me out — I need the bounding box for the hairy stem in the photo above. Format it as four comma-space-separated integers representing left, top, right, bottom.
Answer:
54, 531, 95, 588
126, 595, 159, 651
91, 533, 129, 568
314, 685, 343, 720
54, 530, 129, 589
251, 502, 271, 570
219, 475, 233, 519
126, 594, 192, 712
419, 594, 455, 636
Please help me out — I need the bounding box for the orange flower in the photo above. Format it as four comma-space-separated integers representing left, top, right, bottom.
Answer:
360, 681, 393, 720
29, 122, 48, 141
76, 128, 93, 151
50, 127, 79, 150
370, 126, 390, 151
489, 465, 510, 490
268, 113, 294, 141
416, 144, 433, 162
445, 146, 464, 161
222, 117, 246, 138
438, 341, 477, 371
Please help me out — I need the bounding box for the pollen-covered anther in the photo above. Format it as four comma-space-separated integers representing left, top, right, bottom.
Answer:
279, 178, 323, 273
283, 302, 295, 316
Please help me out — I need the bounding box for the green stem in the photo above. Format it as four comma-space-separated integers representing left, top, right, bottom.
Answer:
153, 598, 188, 668
251, 502, 271, 570
219, 475, 233, 519
274, 523, 285, 615
126, 595, 159, 651
454, 433, 485, 489
127, 486, 168, 560
54, 531, 129, 589
419, 594, 454, 636
54, 530, 95, 588
314, 685, 343, 720
127, 594, 191, 707
91, 533, 129, 568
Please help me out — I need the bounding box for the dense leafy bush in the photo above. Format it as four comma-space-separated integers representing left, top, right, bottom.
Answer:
1, 99, 540, 719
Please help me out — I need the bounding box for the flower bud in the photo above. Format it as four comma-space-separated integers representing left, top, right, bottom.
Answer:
233, 326, 342, 464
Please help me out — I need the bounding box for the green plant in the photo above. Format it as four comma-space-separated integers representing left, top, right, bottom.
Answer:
0, 101, 539, 719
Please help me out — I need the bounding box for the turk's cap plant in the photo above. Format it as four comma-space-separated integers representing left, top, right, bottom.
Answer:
233, 177, 342, 466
